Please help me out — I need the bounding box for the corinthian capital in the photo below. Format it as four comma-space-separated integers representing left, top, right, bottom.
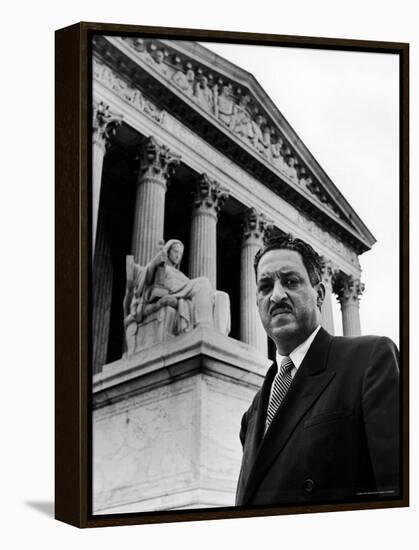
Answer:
138, 136, 181, 181
242, 208, 273, 244
320, 257, 338, 287
192, 174, 229, 216
334, 273, 365, 306
93, 101, 122, 149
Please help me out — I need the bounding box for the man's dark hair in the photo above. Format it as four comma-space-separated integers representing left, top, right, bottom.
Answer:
254, 233, 322, 286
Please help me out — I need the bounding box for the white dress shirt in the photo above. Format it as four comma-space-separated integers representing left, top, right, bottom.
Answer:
269, 325, 321, 402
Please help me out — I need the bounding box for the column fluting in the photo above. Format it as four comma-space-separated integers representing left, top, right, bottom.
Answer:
92, 101, 122, 253
131, 137, 180, 264
188, 174, 228, 288
92, 210, 113, 373
240, 208, 272, 355
320, 258, 336, 335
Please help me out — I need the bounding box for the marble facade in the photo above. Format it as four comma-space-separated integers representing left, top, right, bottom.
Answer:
92, 36, 375, 513
93, 327, 269, 513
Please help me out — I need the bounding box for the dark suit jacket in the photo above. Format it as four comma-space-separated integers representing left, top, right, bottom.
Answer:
235, 328, 400, 506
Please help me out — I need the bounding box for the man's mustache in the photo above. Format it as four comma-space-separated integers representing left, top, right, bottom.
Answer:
269, 301, 293, 315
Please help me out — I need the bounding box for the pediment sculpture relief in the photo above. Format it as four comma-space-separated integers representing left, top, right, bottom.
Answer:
95, 37, 344, 218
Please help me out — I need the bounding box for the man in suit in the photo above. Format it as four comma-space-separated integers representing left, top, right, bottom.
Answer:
235, 234, 400, 506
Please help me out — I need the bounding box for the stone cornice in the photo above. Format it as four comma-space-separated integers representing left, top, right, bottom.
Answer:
93, 325, 270, 401
93, 36, 374, 255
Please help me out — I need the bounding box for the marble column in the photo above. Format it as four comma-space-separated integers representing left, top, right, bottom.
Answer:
131, 137, 180, 264
188, 174, 229, 288
240, 208, 272, 355
320, 258, 335, 335
92, 101, 122, 253
92, 209, 113, 373
335, 274, 364, 337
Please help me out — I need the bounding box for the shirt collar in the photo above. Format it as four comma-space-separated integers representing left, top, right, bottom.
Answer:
276, 325, 321, 372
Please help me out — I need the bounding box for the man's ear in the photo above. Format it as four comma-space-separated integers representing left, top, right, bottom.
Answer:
316, 282, 326, 311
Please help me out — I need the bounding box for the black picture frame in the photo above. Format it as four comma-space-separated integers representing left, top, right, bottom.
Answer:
55, 21, 409, 528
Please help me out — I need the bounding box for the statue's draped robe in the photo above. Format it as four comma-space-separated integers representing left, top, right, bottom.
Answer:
129, 262, 206, 333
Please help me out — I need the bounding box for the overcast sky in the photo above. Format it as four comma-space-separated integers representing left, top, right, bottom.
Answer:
199, 41, 400, 346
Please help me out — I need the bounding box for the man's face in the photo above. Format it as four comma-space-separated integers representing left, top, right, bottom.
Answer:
168, 244, 183, 266
256, 248, 323, 355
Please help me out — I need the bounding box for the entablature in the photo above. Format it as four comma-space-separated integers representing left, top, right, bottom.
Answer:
93, 74, 362, 280
92, 34, 374, 256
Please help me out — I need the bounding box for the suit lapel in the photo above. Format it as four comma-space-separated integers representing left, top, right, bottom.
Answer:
252, 361, 278, 447
235, 361, 277, 505
241, 328, 335, 505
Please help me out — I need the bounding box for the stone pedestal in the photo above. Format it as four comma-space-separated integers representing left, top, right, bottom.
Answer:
320, 258, 335, 335
240, 208, 271, 355
92, 327, 269, 514
335, 274, 364, 337
131, 137, 180, 264
92, 101, 122, 253
188, 174, 228, 288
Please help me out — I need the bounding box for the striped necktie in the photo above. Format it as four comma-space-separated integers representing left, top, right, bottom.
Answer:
265, 356, 294, 432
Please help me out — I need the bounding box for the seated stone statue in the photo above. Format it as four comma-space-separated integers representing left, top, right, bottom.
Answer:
123, 239, 230, 356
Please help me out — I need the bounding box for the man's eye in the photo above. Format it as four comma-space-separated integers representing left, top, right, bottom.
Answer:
258, 282, 272, 293
284, 279, 298, 287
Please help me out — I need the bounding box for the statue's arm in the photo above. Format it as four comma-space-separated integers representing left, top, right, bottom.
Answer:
144, 248, 168, 286
123, 255, 136, 319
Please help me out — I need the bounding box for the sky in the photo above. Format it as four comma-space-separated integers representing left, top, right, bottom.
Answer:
199, 41, 400, 345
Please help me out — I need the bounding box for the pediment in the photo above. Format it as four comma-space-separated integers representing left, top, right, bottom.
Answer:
92, 35, 375, 255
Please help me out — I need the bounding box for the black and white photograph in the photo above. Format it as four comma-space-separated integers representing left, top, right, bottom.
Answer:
90, 31, 403, 518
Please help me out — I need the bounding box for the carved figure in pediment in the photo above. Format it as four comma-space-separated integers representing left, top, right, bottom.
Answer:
271, 136, 288, 173
151, 49, 168, 75
300, 175, 313, 189
252, 114, 272, 158
142, 46, 168, 74
305, 178, 328, 204
172, 66, 195, 96
123, 240, 230, 355
251, 114, 264, 152
185, 69, 196, 94
318, 190, 329, 203
132, 38, 146, 53
262, 125, 273, 160
214, 84, 235, 127
194, 75, 213, 112
133, 40, 155, 65
284, 156, 299, 182
232, 95, 253, 141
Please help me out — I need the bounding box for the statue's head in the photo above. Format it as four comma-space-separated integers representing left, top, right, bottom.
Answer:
221, 84, 230, 96
154, 50, 165, 64
164, 239, 184, 268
